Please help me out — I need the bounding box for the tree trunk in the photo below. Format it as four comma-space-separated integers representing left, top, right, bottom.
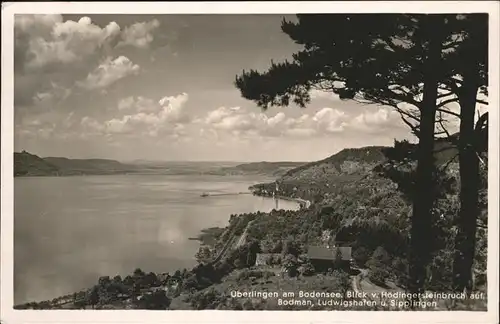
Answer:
408, 17, 442, 295
453, 76, 480, 293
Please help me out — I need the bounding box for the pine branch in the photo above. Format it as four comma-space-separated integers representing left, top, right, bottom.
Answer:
396, 110, 420, 136
437, 108, 460, 118
476, 152, 486, 166
434, 146, 457, 154
437, 97, 459, 109
475, 112, 488, 131
437, 111, 452, 139
437, 90, 455, 99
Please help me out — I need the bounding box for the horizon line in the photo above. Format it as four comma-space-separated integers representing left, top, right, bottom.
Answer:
14, 151, 312, 164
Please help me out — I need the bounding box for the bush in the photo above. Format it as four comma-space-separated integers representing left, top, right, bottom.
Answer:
366, 246, 391, 287
352, 246, 371, 267
283, 254, 299, 277
265, 254, 283, 266
366, 246, 391, 269
263, 271, 275, 280
236, 269, 273, 282
299, 262, 315, 276
195, 246, 213, 263
87, 286, 100, 309
182, 274, 199, 291
134, 290, 171, 310
368, 267, 389, 286
242, 299, 255, 310
188, 288, 226, 310
331, 270, 351, 297
237, 269, 252, 282
282, 239, 301, 257
214, 259, 234, 277
269, 240, 283, 253
133, 268, 145, 277
391, 257, 409, 286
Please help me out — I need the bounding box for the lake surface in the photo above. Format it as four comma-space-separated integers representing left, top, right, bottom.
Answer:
14, 174, 298, 304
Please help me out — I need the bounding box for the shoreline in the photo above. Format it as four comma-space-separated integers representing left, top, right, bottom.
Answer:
14, 171, 293, 178
14, 183, 304, 309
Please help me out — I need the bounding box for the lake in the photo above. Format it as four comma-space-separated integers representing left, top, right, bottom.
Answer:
14, 174, 299, 304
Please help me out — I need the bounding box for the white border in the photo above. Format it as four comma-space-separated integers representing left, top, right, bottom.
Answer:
1, 2, 499, 324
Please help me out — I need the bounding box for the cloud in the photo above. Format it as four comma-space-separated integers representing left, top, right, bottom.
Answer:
285, 128, 317, 137
312, 108, 348, 133
205, 106, 240, 124
62, 112, 76, 128
117, 96, 159, 113
14, 15, 158, 108
16, 15, 121, 71
309, 89, 340, 101
117, 19, 160, 48
158, 93, 190, 123
15, 110, 63, 141
201, 105, 410, 140
81, 93, 190, 137
203, 106, 349, 139
81, 116, 105, 132
32, 82, 73, 106
351, 108, 397, 127
15, 14, 63, 32
77, 56, 140, 91
117, 96, 135, 110
280, 108, 349, 137
345, 107, 408, 135
32, 92, 54, 104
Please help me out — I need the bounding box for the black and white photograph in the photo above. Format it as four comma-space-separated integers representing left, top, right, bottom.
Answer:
1, 2, 499, 323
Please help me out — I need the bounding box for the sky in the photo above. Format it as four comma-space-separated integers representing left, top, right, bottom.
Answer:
14, 14, 431, 162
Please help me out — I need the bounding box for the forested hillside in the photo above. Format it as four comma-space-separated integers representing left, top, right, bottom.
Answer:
249, 138, 487, 295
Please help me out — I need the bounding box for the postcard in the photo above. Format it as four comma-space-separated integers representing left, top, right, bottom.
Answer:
1, 2, 498, 324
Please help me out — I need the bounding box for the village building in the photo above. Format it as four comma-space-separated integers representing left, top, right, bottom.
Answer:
306, 245, 352, 272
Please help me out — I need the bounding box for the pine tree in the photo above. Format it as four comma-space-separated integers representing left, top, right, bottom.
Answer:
439, 14, 488, 293
235, 14, 455, 294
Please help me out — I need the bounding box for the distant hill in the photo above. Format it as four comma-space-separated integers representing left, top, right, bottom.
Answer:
14, 137, 460, 179
214, 161, 306, 177
13, 151, 302, 177
281, 138, 459, 183
14, 151, 60, 177
43, 157, 133, 174
124, 161, 303, 176
250, 138, 460, 202
14, 151, 138, 177
282, 146, 387, 182
125, 160, 241, 175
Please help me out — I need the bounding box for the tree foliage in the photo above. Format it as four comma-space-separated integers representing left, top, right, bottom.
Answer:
235, 13, 488, 295
134, 290, 171, 310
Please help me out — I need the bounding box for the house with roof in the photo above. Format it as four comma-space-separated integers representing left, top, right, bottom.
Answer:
306, 245, 352, 272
